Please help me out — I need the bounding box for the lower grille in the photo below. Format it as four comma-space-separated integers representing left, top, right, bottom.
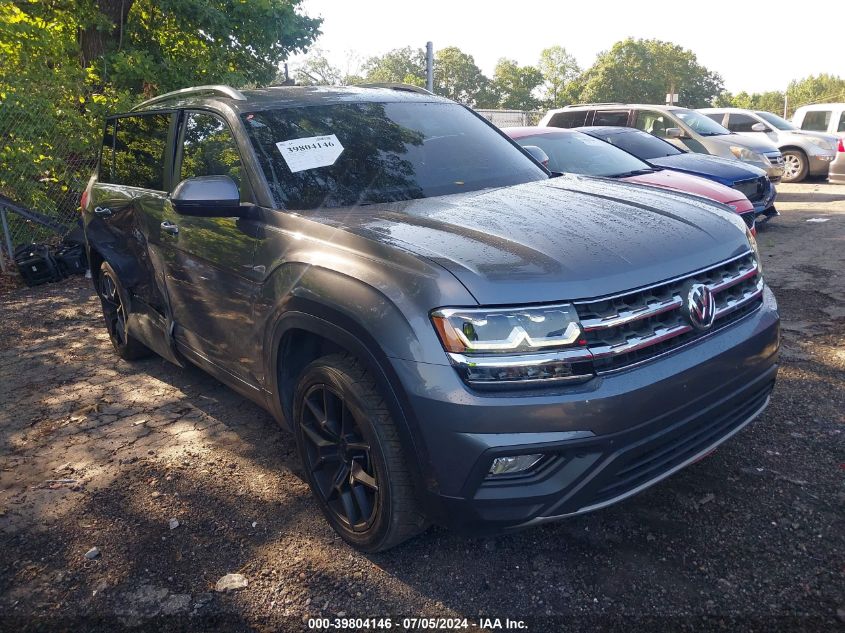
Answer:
575, 252, 764, 373
588, 380, 773, 506
733, 176, 769, 203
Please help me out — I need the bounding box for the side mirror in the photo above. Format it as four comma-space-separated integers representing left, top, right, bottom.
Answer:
171, 175, 241, 217
664, 127, 684, 139
522, 145, 550, 168
751, 122, 768, 132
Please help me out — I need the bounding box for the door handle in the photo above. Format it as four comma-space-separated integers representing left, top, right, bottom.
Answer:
93, 206, 112, 217
161, 220, 179, 236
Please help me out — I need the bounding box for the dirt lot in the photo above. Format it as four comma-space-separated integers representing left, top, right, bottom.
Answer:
1, 182, 843, 632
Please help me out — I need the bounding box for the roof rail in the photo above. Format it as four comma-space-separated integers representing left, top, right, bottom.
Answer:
356, 82, 434, 96
563, 102, 625, 108
130, 85, 247, 111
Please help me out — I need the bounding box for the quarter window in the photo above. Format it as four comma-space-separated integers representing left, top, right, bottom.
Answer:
800, 110, 831, 132
108, 114, 171, 190
179, 112, 244, 190
547, 111, 587, 128
838, 112, 845, 133
592, 110, 629, 126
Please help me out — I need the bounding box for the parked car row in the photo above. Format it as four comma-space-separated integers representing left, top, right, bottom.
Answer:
82, 84, 779, 552
539, 104, 786, 182
539, 101, 843, 185
699, 108, 838, 183
504, 126, 758, 231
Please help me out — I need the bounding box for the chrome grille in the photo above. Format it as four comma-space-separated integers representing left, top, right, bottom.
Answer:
574, 252, 763, 373
764, 151, 784, 166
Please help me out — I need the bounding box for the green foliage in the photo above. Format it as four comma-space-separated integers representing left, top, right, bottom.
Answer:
491, 59, 543, 110
0, 0, 319, 243
714, 90, 786, 115
537, 46, 581, 108
362, 47, 426, 87
433, 47, 491, 107
786, 74, 845, 114
579, 38, 723, 108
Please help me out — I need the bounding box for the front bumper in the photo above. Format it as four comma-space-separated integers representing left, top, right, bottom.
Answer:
392, 287, 779, 531
808, 153, 835, 176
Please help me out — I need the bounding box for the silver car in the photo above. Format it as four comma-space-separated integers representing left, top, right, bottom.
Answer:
791, 103, 845, 184
700, 108, 837, 183
539, 104, 785, 182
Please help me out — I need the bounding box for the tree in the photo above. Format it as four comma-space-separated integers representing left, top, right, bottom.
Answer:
491, 59, 543, 110
537, 46, 581, 108
433, 46, 490, 106
786, 74, 845, 115
714, 90, 787, 115
293, 49, 343, 85
579, 38, 723, 108
362, 47, 426, 87
0, 0, 320, 236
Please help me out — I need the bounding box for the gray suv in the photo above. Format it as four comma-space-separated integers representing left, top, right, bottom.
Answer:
83, 85, 780, 551
700, 108, 838, 182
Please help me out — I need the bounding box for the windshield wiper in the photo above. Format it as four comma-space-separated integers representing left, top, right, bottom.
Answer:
612, 169, 654, 178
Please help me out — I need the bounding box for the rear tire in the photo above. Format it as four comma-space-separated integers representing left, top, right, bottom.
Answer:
781, 149, 808, 183
97, 261, 151, 360
293, 353, 428, 552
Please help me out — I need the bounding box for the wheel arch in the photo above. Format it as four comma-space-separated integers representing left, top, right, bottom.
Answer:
265, 299, 443, 517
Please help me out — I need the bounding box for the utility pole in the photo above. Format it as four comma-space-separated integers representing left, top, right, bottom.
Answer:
426, 41, 434, 93
783, 92, 788, 119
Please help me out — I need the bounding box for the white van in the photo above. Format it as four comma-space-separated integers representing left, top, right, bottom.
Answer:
792, 103, 845, 183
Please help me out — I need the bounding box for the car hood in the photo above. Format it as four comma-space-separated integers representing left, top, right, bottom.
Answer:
716, 133, 780, 154
301, 176, 750, 305
622, 170, 744, 205
649, 153, 767, 183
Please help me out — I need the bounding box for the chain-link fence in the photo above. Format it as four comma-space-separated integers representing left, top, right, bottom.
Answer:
475, 109, 544, 128
0, 96, 98, 269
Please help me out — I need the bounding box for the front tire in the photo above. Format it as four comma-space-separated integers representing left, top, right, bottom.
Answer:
782, 149, 808, 183
97, 261, 151, 360
293, 353, 428, 552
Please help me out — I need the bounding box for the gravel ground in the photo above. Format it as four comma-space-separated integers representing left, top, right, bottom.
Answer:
0, 182, 843, 632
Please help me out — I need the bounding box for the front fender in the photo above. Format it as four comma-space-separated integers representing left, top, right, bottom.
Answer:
264, 300, 447, 521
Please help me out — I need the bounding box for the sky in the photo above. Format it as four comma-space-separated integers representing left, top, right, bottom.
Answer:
289, 0, 844, 95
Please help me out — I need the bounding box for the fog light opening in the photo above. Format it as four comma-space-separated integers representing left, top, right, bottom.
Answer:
488, 454, 544, 477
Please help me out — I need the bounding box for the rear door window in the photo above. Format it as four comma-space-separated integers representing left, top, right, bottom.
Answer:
838, 112, 845, 133
592, 110, 630, 126
726, 113, 761, 132
547, 110, 588, 128
107, 113, 172, 190
800, 110, 831, 132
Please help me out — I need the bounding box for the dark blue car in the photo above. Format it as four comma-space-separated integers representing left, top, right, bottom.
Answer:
578, 126, 777, 220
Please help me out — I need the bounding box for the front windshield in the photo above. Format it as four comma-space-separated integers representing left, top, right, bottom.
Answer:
591, 129, 682, 160
514, 131, 652, 177
755, 111, 796, 131
673, 108, 731, 136
242, 102, 547, 209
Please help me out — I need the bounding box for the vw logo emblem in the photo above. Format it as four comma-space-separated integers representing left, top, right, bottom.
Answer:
684, 283, 716, 330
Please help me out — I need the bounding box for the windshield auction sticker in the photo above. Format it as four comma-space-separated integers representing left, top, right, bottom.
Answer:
275, 134, 344, 173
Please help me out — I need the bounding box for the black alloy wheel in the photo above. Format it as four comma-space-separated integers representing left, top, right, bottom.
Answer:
299, 383, 380, 531
97, 261, 150, 360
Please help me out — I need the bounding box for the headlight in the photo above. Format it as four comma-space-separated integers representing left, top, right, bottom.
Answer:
431, 304, 593, 386
746, 226, 762, 273
730, 146, 767, 165
431, 304, 584, 353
